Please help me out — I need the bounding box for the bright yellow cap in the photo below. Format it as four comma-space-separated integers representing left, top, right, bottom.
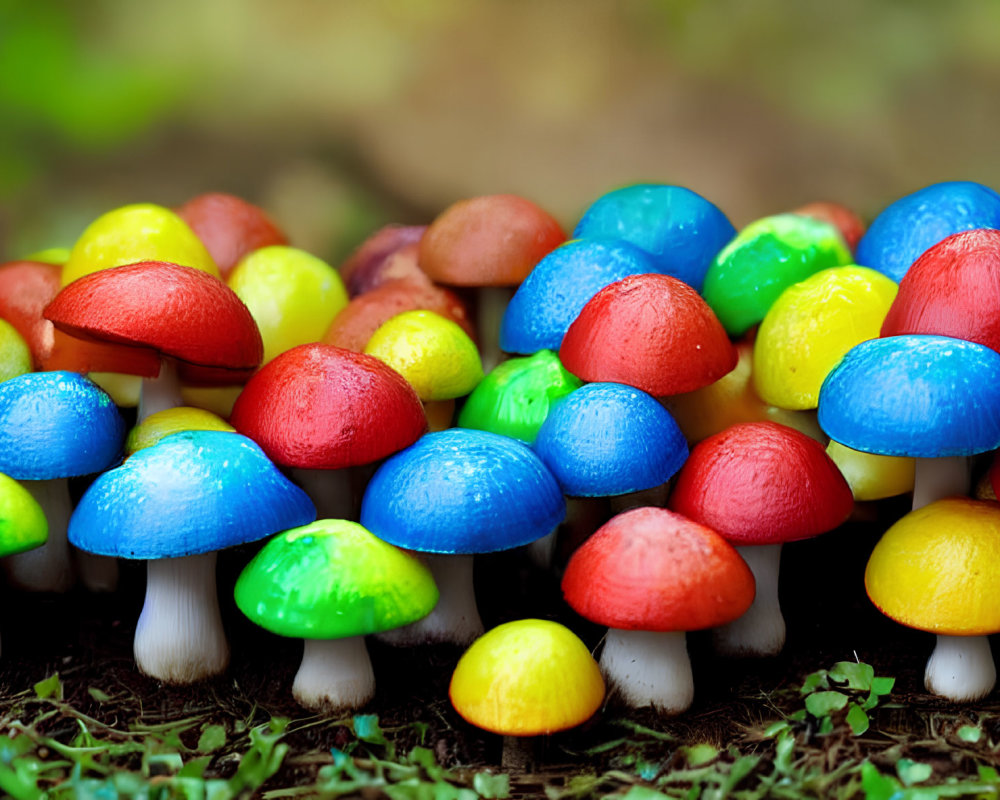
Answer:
826, 439, 915, 501
449, 619, 605, 737
126, 406, 236, 455
63, 203, 220, 286
753, 266, 898, 410
865, 497, 1000, 635
227, 246, 348, 365
364, 310, 483, 402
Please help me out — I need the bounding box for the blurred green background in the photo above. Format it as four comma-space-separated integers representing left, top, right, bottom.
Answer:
3, 0, 999, 264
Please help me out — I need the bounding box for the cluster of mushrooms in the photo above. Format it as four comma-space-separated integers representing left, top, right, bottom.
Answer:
2, 180, 1000, 747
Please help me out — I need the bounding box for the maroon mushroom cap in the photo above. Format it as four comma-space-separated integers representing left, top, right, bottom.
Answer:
43, 260, 263, 385
880, 229, 1000, 351
669, 421, 853, 545
229, 342, 428, 469
339, 224, 428, 297
559, 273, 737, 396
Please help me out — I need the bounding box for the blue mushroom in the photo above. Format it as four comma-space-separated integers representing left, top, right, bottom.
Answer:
69, 429, 315, 683
361, 428, 565, 645
572, 184, 736, 292
818, 334, 1000, 509
856, 181, 1000, 283
0, 371, 125, 592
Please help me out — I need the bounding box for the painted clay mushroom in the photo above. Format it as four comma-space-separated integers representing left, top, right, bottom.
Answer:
235, 518, 438, 712
125, 407, 235, 457
865, 497, 1000, 702
68, 430, 315, 683
562, 507, 754, 713
669, 422, 853, 657
0, 259, 62, 368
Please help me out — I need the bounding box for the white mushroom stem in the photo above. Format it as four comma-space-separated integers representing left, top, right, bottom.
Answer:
924, 634, 996, 702
375, 554, 484, 646
912, 456, 970, 511
525, 529, 558, 569
600, 628, 694, 714
291, 467, 354, 521
138, 359, 184, 422
134, 552, 229, 684
292, 637, 375, 712
2, 478, 75, 592
712, 543, 785, 658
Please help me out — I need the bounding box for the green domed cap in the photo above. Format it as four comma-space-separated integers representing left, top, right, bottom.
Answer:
0, 472, 47, 557
234, 518, 438, 639
458, 349, 582, 444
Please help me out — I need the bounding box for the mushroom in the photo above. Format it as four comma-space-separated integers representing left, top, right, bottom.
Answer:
363, 309, 484, 431
792, 201, 866, 253
0, 259, 61, 368
0, 319, 31, 384
234, 518, 438, 712
229, 343, 427, 520
559, 273, 737, 397
338, 224, 427, 297
818, 335, 1000, 509
61, 203, 219, 286
865, 497, 1000, 701
175, 191, 289, 279
68, 430, 315, 683
360, 428, 565, 645
668, 421, 853, 657
0, 471, 48, 656
561, 507, 754, 713
0, 371, 125, 592
449, 619, 604, 770
825, 440, 915, 504
125, 407, 235, 457
418, 194, 566, 371
856, 181, 1000, 283
572, 183, 736, 292
701, 213, 852, 337
43, 260, 263, 421
499, 238, 657, 356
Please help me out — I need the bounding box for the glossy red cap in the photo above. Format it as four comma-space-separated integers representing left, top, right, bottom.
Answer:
230, 343, 427, 469
560, 273, 737, 395
561, 506, 754, 632
43, 260, 263, 384
669, 421, 853, 545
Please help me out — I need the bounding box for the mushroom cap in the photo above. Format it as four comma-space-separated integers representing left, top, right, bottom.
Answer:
62, 203, 220, 286
865, 497, 1000, 635
572, 184, 736, 292
419, 194, 566, 286
339, 224, 427, 297
457, 349, 582, 444
559, 273, 737, 396
227, 245, 348, 365
880, 229, 1000, 350
125, 406, 235, 456
323, 277, 475, 352
363, 310, 484, 402
817, 334, 1000, 457
702, 214, 853, 337
669, 421, 853, 546
449, 619, 605, 737
44, 261, 264, 385
68, 430, 315, 559
0, 471, 48, 557
0, 319, 31, 384
856, 181, 1000, 283
0, 371, 125, 480
753, 265, 898, 410
234, 518, 438, 639
793, 201, 866, 252
562, 507, 755, 631
499, 238, 658, 355
175, 192, 289, 279
360, 428, 565, 554
533, 382, 688, 497
230, 343, 427, 470
825, 439, 915, 502
0, 259, 61, 368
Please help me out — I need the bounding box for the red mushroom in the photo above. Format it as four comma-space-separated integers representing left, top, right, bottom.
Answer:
0, 260, 62, 369
43, 261, 263, 420
559, 273, 737, 397
669, 422, 853, 657
229, 343, 427, 519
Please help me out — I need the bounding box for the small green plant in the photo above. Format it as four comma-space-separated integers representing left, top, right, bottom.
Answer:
789, 659, 895, 736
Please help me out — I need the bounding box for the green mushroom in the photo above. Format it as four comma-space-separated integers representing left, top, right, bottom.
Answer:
234, 518, 439, 713
0, 471, 48, 657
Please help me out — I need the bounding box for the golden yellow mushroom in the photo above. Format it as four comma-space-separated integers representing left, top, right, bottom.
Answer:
126, 407, 235, 456
826, 439, 915, 502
